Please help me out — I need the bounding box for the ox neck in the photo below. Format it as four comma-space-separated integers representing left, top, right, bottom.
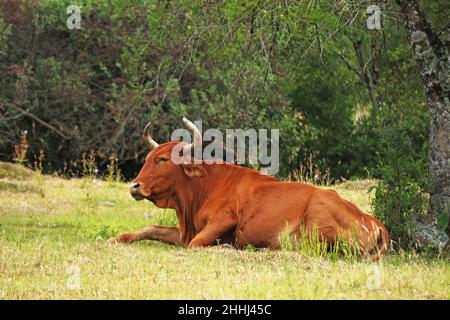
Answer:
170, 171, 213, 246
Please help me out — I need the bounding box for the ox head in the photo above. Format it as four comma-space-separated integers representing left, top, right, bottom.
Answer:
129, 118, 206, 207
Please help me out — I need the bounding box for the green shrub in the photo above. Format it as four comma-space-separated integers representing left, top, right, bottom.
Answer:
371, 121, 429, 250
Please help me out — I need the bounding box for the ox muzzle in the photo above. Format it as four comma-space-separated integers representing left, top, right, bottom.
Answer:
129, 182, 146, 201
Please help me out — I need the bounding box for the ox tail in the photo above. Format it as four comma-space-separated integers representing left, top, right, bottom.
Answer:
368, 220, 389, 262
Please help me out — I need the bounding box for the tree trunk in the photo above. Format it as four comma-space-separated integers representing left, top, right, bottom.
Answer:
396, 0, 449, 248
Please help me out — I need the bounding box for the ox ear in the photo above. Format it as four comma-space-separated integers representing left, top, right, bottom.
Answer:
181, 162, 207, 178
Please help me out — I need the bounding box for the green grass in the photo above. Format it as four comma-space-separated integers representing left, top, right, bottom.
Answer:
0, 163, 448, 299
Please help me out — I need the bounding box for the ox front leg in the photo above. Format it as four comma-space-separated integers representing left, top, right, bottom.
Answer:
108, 225, 181, 246
188, 222, 236, 248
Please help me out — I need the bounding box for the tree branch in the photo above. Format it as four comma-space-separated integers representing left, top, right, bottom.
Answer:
1, 100, 70, 140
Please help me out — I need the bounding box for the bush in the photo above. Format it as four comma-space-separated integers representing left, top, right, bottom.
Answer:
371, 109, 429, 249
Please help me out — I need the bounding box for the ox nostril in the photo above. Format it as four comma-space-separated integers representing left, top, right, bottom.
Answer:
130, 183, 140, 191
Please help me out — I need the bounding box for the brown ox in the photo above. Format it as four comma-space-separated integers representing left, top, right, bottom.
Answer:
110, 118, 389, 260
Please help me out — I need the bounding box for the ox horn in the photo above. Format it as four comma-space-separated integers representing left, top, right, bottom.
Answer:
143, 122, 159, 150
182, 117, 202, 159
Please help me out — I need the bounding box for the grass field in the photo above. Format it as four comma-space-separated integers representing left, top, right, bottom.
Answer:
0, 162, 448, 299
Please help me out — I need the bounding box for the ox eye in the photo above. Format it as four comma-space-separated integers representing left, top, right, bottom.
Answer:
156, 157, 169, 163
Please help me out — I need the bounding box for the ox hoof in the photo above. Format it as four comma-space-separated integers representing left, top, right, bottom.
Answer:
107, 237, 121, 244
107, 234, 134, 244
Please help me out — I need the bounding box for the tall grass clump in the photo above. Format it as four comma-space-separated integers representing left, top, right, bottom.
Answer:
81, 150, 98, 179
80, 150, 99, 200
279, 224, 361, 261
32, 149, 46, 198
12, 130, 29, 165
288, 154, 331, 185
106, 154, 122, 183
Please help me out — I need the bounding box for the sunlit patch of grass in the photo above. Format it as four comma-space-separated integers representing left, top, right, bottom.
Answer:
0, 181, 40, 193
0, 164, 448, 299
0, 162, 37, 180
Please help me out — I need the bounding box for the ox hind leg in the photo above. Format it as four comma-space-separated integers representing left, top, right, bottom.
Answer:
108, 225, 181, 246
